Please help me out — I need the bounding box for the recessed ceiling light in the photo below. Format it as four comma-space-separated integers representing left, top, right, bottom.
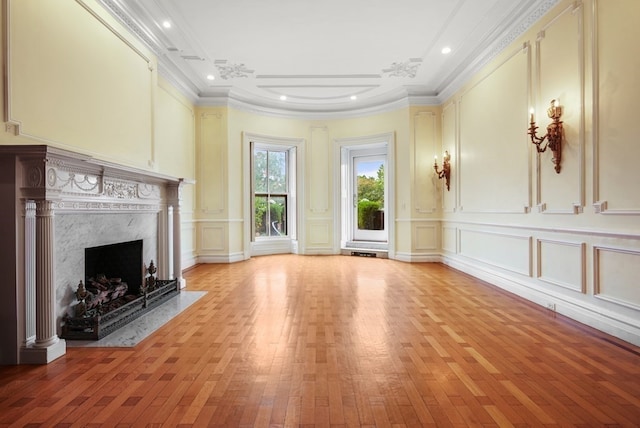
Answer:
350, 95, 357, 100
280, 95, 287, 101
206, 74, 215, 81
162, 21, 171, 29
441, 46, 452, 54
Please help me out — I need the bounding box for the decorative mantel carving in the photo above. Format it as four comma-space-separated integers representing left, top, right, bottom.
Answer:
10, 145, 174, 213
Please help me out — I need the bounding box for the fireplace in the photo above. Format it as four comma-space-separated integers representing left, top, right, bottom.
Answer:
85, 240, 144, 295
0, 145, 188, 364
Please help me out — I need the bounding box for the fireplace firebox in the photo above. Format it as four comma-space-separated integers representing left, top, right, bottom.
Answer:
85, 240, 143, 295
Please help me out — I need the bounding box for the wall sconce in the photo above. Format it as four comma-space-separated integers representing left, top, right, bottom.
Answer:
434, 151, 451, 191
528, 99, 563, 173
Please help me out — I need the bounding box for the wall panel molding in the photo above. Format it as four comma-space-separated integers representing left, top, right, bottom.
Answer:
442, 226, 457, 254
536, 238, 586, 293
535, 1, 585, 214
309, 127, 330, 213
200, 225, 226, 251
458, 43, 531, 214
441, 102, 457, 212
308, 221, 331, 246
199, 113, 225, 213
5, 0, 155, 169
414, 224, 437, 251
591, 0, 640, 215
413, 111, 437, 213
459, 229, 533, 277
594, 245, 640, 311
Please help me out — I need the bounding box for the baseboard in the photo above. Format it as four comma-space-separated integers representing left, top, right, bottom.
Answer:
196, 253, 246, 264
393, 252, 442, 263
441, 255, 640, 347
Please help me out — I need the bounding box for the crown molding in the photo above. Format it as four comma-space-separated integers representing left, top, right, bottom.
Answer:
437, 0, 561, 101
97, 0, 560, 116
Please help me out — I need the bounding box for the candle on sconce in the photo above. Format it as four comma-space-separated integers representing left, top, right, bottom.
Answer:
529, 108, 535, 123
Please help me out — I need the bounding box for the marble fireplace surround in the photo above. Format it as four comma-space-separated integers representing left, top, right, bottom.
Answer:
0, 145, 187, 364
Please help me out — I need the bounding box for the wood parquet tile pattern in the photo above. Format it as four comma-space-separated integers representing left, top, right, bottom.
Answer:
1, 255, 639, 427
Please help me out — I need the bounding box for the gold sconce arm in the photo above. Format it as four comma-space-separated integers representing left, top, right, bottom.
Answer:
528, 99, 563, 173
434, 151, 451, 191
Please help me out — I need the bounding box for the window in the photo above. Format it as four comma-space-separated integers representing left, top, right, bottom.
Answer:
253, 145, 289, 238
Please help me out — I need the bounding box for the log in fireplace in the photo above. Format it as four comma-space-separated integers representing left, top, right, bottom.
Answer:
85, 240, 144, 295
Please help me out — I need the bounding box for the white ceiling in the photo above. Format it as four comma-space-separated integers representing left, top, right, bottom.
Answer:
99, 0, 558, 115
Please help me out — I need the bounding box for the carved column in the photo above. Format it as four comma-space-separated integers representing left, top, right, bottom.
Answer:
173, 203, 183, 287
21, 199, 66, 363
35, 200, 59, 347
167, 206, 174, 279
23, 200, 36, 345
168, 180, 185, 289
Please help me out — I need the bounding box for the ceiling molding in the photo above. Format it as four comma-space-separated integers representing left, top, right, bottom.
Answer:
96, 0, 561, 116
437, 0, 561, 100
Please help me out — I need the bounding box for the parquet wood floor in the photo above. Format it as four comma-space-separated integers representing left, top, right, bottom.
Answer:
1, 255, 639, 427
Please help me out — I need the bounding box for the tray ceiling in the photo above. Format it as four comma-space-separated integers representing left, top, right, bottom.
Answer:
99, 0, 558, 115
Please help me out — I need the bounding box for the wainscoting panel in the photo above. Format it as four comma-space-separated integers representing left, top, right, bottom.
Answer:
594, 246, 640, 310
442, 220, 640, 346
536, 239, 586, 293
200, 225, 226, 252
307, 220, 333, 253
442, 226, 457, 254
181, 222, 197, 269
414, 224, 437, 251
459, 229, 532, 276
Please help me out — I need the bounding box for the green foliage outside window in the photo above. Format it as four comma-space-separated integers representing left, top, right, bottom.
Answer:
357, 164, 384, 230
357, 164, 384, 208
255, 197, 286, 236
357, 200, 381, 229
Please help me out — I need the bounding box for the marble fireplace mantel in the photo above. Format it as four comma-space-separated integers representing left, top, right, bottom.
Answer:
0, 145, 189, 365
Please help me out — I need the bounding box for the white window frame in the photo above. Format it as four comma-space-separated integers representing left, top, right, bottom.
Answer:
243, 132, 304, 258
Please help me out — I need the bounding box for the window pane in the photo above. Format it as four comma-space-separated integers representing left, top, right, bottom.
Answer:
269, 196, 287, 236
254, 196, 268, 237
254, 150, 268, 193
268, 151, 287, 193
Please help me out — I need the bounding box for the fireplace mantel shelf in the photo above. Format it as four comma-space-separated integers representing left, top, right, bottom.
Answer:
0, 145, 193, 214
